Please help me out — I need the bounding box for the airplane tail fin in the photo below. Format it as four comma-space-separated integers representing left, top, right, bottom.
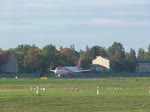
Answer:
50, 67, 55, 72
77, 57, 81, 70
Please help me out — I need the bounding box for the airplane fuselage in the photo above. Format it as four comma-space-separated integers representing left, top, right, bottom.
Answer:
54, 66, 78, 77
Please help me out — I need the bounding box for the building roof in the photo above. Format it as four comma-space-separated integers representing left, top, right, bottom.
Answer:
92, 56, 110, 69
137, 59, 150, 63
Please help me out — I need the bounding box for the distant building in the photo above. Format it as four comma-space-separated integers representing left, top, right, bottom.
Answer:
0, 52, 18, 73
92, 56, 112, 72
136, 60, 150, 73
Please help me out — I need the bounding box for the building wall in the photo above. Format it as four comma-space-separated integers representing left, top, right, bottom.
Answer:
136, 61, 150, 73
92, 56, 110, 69
1, 54, 18, 73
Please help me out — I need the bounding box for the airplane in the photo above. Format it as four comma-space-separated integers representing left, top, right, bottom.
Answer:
50, 58, 91, 77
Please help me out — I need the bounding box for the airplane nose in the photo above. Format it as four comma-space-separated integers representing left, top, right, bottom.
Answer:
54, 70, 57, 74
54, 70, 60, 77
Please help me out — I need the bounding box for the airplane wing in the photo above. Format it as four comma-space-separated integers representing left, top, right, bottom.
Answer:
75, 69, 91, 73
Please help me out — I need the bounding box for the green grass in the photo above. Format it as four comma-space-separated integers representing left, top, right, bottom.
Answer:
0, 78, 150, 112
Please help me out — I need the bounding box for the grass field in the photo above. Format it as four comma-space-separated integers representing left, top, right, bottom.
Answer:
0, 78, 150, 112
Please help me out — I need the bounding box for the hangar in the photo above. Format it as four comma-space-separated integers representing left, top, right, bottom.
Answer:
136, 60, 150, 73
0, 52, 18, 73
92, 56, 111, 72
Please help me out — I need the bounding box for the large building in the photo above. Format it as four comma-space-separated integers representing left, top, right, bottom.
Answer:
136, 60, 150, 73
0, 52, 18, 73
93, 56, 150, 73
92, 56, 111, 72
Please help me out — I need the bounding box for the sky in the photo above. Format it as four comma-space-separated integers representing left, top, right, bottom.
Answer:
0, 0, 150, 52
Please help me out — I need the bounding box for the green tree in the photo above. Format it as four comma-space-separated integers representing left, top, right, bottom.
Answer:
137, 48, 145, 59
79, 45, 92, 68
0, 48, 3, 52
70, 44, 75, 51
108, 42, 125, 72
144, 52, 150, 59
42, 44, 57, 72
23, 48, 43, 73
108, 42, 125, 60
17, 44, 33, 52
148, 44, 150, 52
144, 45, 150, 59
91, 46, 107, 59
125, 49, 137, 72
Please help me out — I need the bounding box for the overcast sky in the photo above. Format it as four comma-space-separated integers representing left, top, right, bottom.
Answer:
0, 0, 150, 52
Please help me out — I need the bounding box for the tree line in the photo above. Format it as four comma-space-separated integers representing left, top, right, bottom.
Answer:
1, 42, 150, 73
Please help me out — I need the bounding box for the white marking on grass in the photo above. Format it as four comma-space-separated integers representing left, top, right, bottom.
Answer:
76, 88, 79, 91
31, 86, 45, 95
36, 86, 39, 95
97, 86, 99, 95
71, 88, 74, 91
141, 104, 146, 112
108, 87, 123, 90
15, 76, 18, 79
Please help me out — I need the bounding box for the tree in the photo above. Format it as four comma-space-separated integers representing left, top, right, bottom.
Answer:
23, 48, 43, 73
144, 52, 150, 59
53, 48, 79, 68
108, 42, 126, 72
0, 48, 3, 52
144, 45, 150, 59
79, 45, 93, 68
70, 44, 75, 51
17, 44, 33, 52
148, 44, 150, 52
91, 46, 107, 59
125, 49, 137, 72
42, 44, 57, 72
137, 48, 145, 59
108, 42, 125, 60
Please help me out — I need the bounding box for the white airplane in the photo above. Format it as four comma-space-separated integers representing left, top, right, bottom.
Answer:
50, 58, 91, 77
